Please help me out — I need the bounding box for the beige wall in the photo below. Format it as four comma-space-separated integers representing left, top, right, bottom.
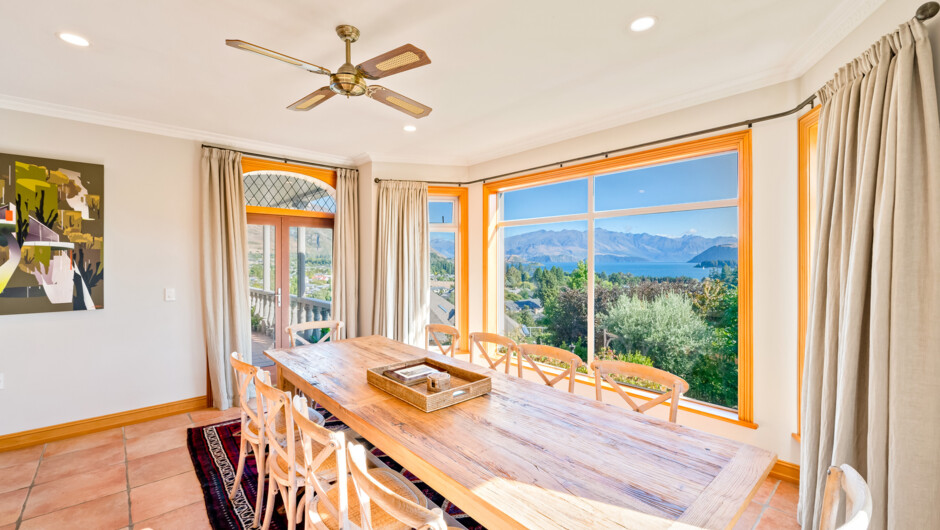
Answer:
0, 107, 205, 435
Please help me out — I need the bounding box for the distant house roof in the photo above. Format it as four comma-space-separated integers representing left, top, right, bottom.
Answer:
517, 299, 542, 310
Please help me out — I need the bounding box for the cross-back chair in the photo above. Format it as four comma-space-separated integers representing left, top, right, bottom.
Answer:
256, 372, 334, 530
287, 320, 345, 347
425, 324, 460, 357
291, 394, 350, 530
516, 344, 582, 393
254, 371, 303, 530
819, 464, 873, 530
589, 359, 689, 423
469, 332, 517, 374
347, 443, 457, 530
229, 351, 268, 528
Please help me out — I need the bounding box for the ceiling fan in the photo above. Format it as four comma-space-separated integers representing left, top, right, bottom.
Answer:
226, 25, 432, 118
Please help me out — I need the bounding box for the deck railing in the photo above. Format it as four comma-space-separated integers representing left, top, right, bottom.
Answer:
249, 288, 332, 342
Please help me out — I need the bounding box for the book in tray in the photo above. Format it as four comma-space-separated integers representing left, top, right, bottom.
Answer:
383, 363, 442, 385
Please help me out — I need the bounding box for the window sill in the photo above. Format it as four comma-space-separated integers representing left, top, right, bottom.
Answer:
456, 351, 758, 430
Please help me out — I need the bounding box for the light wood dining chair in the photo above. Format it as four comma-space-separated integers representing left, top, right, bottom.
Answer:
819, 464, 873, 530
257, 373, 334, 530
469, 332, 517, 374
517, 344, 582, 393
230, 351, 268, 529
287, 320, 345, 347
291, 394, 350, 530
347, 443, 458, 530
425, 324, 460, 357
589, 359, 689, 423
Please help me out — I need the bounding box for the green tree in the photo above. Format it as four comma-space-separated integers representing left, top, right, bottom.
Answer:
567, 260, 588, 290
505, 266, 523, 287
534, 266, 566, 309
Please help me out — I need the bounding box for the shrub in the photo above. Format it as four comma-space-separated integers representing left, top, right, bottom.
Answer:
601, 292, 711, 379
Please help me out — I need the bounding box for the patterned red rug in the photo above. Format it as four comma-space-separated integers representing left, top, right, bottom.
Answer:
187, 407, 486, 530
187, 419, 287, 530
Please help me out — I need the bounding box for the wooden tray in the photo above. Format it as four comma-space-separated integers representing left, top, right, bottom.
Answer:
367, 357, 491, 412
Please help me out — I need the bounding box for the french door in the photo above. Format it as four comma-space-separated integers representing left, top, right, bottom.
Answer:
247, 213, 333, 366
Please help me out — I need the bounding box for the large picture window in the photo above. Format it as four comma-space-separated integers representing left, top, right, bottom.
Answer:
484, 132, 753, 423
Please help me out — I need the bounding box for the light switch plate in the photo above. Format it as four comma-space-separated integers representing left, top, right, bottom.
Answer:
164, 288, 176, 302
0, 373, 5, 389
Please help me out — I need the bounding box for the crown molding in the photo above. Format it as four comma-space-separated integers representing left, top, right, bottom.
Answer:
783, 0, 886, 79
356, 152, 470, 167
0, 94, 356, 167
461, 64, 793, 167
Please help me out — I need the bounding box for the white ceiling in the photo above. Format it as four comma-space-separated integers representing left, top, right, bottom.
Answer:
0, 0, 882, 166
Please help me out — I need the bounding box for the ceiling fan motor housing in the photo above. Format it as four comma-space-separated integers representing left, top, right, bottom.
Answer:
330, 63, 367, 97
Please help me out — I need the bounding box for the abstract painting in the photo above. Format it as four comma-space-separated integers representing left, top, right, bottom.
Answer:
0, 153, 103, 315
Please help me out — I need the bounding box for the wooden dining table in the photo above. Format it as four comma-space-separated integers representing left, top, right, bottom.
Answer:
266, 335, 776, 529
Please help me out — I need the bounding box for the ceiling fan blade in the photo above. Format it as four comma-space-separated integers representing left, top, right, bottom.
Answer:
287, 87, 336, 111
356, 44, 430, 80
367, 86, 432, 119
225, 39, 331, 76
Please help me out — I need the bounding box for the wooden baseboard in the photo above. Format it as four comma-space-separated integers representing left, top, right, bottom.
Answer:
769, 459, 800, 484
0, 396, 209, 452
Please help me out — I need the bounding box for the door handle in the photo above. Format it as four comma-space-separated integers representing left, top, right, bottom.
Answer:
277, 288, 282, 307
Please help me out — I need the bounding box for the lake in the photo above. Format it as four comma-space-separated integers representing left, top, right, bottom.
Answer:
550, 261, 715, 280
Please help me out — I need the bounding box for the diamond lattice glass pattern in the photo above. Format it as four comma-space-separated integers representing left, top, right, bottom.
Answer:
244, 172, 336, 213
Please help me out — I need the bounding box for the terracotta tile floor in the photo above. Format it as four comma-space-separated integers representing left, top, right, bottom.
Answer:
0, 407, 800, 529
0, 408, 239, 530
733, 477, 802, 529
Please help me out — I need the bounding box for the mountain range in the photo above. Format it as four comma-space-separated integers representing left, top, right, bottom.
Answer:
688, 243, 738, 264
430, 234, 456, 259
504, 228, 737, 264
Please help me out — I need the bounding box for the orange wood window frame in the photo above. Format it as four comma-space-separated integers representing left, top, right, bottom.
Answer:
428, 186, 470, 352
795, 106, 821, 441
482, 130, 755, 427
243, 156, 337, 219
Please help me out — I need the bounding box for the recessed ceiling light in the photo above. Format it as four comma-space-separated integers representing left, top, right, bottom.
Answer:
58, 33, 90, 47
403, 125, 417, 132
630, 16, 657, 32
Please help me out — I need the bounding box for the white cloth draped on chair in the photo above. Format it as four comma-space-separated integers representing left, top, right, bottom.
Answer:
371, 181, 429, 347
200, 147, 251, 410
332, 167, 359, 338
799, 20, 940, 530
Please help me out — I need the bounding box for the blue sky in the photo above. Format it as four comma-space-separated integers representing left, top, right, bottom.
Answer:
429, 201, 453, 223
502, 208, 738, 239
502, 152, 739, 238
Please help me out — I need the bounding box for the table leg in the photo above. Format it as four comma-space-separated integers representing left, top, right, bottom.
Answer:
276, 365, 297, 395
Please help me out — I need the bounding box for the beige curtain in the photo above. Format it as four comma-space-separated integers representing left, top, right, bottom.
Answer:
799, 20, 940, 529
332, 168, 359, 338
200, 147, 251, 410
372, 181, 429, 346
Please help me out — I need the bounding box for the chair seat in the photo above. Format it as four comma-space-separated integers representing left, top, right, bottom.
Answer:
314, 468, 428, 530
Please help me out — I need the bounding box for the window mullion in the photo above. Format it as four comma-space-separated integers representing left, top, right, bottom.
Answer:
587, 177, 595, 365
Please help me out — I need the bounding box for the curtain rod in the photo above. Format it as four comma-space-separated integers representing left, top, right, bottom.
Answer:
374, 1, 939, 187
373, 93, 817, 186
201, 144, 356, 171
